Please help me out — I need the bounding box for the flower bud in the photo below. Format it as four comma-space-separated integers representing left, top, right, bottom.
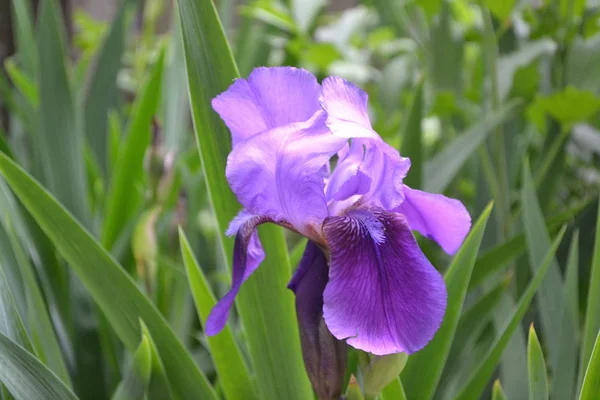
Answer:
363, 352, 408, 397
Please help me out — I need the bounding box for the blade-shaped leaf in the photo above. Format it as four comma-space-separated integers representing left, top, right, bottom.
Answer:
177, 0, 312, 397
111, 332, 152, 400
553, 231, 579, 400
424, 100, 520, 193
0, 332, 78, 400
84, 1, 132, 174
400, 82, 423, 189
491, 380, 508, 400
455, 226, 567, 399
528, 325, 549, 400
36, 0, 89, 225
102, 50, 165, 250
579, 331, 600, 400
401, 203, 492, 399
0, 153, 216, 400
380, 378, 407, 400
522, 160, 571, 370
580, 200, 600, 388
179, 229, 257, 400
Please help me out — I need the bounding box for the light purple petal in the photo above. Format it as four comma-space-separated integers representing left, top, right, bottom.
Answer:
321, 77, 411, 210
395, 185, 471, 255
212, 67, 322, 146
226, 111, 346, 238
288, 242, 346, 399
322, 208, 447, 355
205, 215, 268, 335
320, 76, 378, 139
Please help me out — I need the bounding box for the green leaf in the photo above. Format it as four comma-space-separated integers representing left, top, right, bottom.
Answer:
102, 50, 165, 250
534, 86, 600, 126
10, 0, 37, 75
400, 82, 423, 189
424, 100, 520, 193
179, 229, 257, 400
455, 226, 567, 399
580, 200, 600, 389
522, 160, 571, 367
528, 325, 549, 400
178, 0, 312, 397
84, 1, 132, 174
402, 203, 492, 399
111, 331, 152, 400
0, 153, 217, 400
483, 0, 516, 22
553, 231, 579, 400
36, 0, 89, 225
380, 378, 407, 400
0, 261, 32, 351
469, 199, 589, 290
579, 331, 600, 400
0, 332, 78, 400
491, 380, 508, 400
4, 59, 38, 107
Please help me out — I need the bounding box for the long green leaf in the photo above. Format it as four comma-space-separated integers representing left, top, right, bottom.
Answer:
0, 263, 31, 351
522, 160, 568, 363
528, 325, 549, 400
178, 0, 312, 397
579, 331, 600, 400
380, 378, 407, 400
102, 51, 165, 250
469, 199, 589, 290
36, 0, 89, 225
553, 231, 579, 400
402, 203, 492, 399
84, 1, 132, 173
0, 153, 216, 400
0, 332, 78, 400
400, 82, 423, 188
10, 0, 37, 75
179, 229, 257, 400
580, 200, 600, 388
455, 226, 567, 399
111, 332, 152, 400
424, 100, 520, 193
491, 380, 508, 400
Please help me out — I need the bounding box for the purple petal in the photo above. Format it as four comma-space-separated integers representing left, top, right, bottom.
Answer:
395, 185, 471, 254
226, 112, 346, 238
288, 242, 346, 399
322, 208, 447, 355
205, 215, 269, 335
320, 76, 378, 139
321, 77, 411, 210
212, 67, 322, 146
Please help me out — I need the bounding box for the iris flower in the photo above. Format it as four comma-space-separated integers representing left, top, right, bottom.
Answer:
205, 67, 471, 357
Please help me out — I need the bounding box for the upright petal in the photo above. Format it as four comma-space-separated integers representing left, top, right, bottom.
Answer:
322, 208, 447, 355
288, 242, 347, 400
212, 67, 322, 146
395, 185, 471, 254
205, 214, 269, 335
321, 77, 410, 210
226, 112, 346, 238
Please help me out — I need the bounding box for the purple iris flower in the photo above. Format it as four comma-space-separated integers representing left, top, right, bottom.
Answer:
206, 67, 471, 357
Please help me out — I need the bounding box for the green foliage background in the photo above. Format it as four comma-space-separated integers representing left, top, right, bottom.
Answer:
0, 0, 600, 399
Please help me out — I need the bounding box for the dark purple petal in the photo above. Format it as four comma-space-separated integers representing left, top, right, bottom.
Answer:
395, 185, 471, 254
322, 209, 447, 355
288, 242, 346, 400
321, 77, 410, 210
205, 215, 269, 335
226, 112, 345, 238
212, 67, 322, 146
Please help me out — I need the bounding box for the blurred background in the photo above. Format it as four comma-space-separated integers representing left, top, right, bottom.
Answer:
1, 0, 600, 399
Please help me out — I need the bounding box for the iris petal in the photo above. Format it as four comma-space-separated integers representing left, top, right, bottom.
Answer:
321, 77, 410, 210
322, 208, 447, 355
212, 67, 322, 146
396, 185, 471, 255
205, 214, 268, 335
226, 112, 345, 237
